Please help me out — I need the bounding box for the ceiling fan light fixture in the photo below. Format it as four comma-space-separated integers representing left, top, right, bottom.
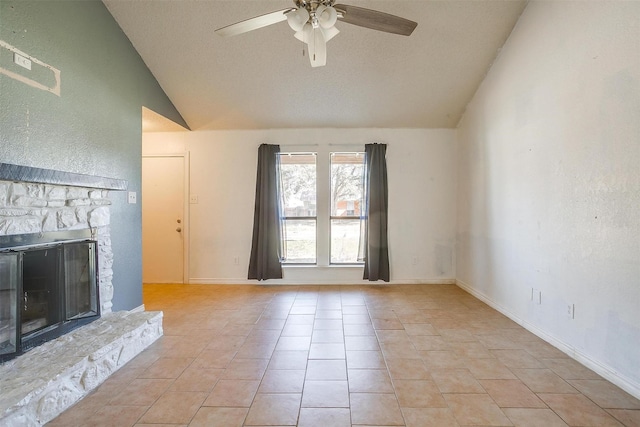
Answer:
302, 22, 313, 44
316, 5, 338, 29
321, 25, 339, 42
286, 7, 310, 32
308, 26, 327, 67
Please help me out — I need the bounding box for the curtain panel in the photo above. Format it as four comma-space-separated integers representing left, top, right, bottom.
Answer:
363, 143, 390, 282
248, 144, 283, 280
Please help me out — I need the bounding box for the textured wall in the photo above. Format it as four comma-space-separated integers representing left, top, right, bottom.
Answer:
0, 1, 186, 310
456, 1, 640, 394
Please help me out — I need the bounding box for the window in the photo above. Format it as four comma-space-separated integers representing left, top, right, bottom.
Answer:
279, 153, 316, 263
278, 150, 364, 266
330, 153, 365, 264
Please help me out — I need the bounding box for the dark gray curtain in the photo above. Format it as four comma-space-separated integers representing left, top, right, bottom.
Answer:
363, 143, 390, 282
248, 144, 283, 280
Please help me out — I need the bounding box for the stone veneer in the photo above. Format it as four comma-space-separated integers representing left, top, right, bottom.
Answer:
0, 179, 163, 426
0, 180, 114, 313
0, 311, 163, 426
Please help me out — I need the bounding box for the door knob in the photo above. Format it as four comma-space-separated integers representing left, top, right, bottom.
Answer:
177, 219, 182, 223
176, 227, 182, 232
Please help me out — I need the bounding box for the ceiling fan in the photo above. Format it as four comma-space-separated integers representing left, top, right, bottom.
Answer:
215, 0, 417, 67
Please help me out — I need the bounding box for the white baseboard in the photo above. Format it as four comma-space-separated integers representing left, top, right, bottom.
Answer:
188, 278, 456, 285
456, 279, 640, 400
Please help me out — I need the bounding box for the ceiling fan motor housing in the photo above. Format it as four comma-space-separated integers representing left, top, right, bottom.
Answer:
290, 0, 339, 31
293, 0, 337, 12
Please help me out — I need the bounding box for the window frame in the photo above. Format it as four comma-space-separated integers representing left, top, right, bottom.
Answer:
329, 152, 365, 265
279, 145, 365, 268
278, 152, 318, 265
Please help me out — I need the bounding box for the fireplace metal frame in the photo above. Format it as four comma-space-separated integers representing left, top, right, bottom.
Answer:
0, 230, 100, 363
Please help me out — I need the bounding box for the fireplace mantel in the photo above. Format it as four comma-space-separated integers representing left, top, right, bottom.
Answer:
0, 163, 128, 191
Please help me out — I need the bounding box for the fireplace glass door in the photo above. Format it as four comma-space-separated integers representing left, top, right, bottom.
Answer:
22, 247, 62, 337
64, 242, 98, 321
0, 238, 99, 362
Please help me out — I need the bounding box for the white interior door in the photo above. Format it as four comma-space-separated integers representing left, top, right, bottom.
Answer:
142, 155, 186, 283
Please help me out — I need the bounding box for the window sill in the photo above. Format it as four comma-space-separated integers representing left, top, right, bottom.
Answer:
283, 264, 363, 269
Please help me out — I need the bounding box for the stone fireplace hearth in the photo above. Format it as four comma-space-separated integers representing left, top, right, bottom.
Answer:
0, 163, 163, 426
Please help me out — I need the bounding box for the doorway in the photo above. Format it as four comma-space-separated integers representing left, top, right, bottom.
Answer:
141, 154, 189, 284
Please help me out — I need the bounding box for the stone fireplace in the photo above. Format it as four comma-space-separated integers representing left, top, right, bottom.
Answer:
0, 163, 163, 426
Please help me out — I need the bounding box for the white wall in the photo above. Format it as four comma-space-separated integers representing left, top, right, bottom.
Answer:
143, 132, 188, 155
456, 1, 640, 396
144, 128, 457, 284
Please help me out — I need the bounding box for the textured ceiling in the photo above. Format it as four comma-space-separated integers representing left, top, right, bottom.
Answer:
104, 0, 527, 130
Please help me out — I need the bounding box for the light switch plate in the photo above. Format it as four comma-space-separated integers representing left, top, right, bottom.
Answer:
13, 52, 32, 70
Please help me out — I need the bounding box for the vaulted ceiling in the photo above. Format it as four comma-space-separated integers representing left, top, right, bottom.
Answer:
104, 0, 527, 131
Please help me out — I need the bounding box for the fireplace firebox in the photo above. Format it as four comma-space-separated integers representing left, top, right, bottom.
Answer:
0, 230, 99, 362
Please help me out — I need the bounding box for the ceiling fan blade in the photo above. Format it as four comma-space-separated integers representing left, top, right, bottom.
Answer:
334, 4, 417, 36
215, 8, 296, 37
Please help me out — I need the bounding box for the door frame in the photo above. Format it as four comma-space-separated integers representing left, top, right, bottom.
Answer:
142, 152, 190, 284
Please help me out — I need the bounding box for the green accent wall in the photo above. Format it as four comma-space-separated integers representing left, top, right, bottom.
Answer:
0, 0, 188, 310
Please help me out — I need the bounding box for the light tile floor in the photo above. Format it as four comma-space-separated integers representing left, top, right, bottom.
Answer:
47, 284, 640, 426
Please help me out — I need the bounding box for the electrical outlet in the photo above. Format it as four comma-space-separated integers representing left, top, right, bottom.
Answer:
531, 288, 541, 304
127, 191, 137, 204
189, 194, 199, 204
234, 256, 240, 265
412, 256, 418, 266
567, 304, 575, 319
